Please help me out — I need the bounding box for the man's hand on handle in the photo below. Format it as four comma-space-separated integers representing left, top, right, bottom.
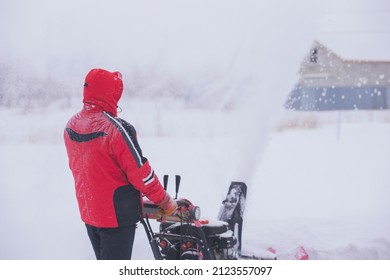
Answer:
157, 193, 177, 216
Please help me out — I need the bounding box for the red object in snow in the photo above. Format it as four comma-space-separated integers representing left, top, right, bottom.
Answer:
294, 246, 309, 260
267, 247, 276, 255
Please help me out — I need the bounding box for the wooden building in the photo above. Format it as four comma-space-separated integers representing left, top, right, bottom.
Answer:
286, 41, 390, 110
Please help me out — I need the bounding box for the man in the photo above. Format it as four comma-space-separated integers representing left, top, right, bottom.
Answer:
64, 68, 177, 260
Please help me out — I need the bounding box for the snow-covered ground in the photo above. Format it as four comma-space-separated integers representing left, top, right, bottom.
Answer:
0, 102, 389, 260
245, 113, 390, 259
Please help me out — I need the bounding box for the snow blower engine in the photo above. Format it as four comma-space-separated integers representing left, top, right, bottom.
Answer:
141, 175, 242, 260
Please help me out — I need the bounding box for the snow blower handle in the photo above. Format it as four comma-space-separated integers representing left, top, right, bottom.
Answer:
143, 198, 201, 223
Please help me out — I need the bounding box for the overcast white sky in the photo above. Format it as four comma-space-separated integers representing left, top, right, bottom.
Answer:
0, 0, 282, 78
0, 1, 313, 74
0, 0, 389, 84
317, 0, 390, 60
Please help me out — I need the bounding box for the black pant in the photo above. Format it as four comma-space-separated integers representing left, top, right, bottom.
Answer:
85, 224, 136, 260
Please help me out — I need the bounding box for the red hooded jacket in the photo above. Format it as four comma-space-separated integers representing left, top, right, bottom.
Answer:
64, 69, 166, 228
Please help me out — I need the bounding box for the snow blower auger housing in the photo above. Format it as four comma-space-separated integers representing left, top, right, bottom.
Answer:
141, 175, 239, 260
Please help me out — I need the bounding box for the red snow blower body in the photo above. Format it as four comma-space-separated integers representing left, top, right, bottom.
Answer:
141, 175, 240, 260
142, 197, 238, 260
141, 175, 305, 260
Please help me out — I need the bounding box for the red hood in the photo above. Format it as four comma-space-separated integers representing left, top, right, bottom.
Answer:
83, 68, 123, 116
